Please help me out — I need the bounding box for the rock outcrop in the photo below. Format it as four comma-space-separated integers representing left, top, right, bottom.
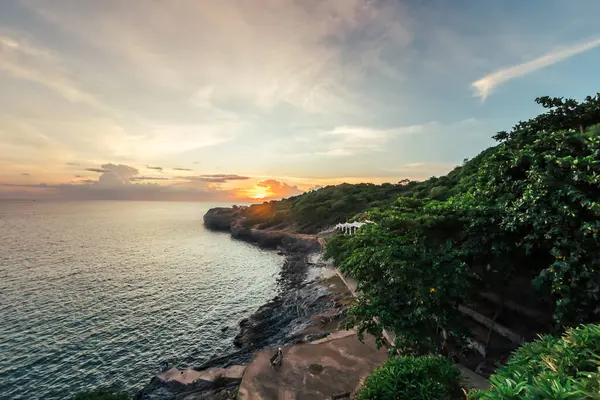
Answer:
228, 251, 333, 349
203, 207, 242, 231
135, 365, 245, 400
203, 207, 321, 253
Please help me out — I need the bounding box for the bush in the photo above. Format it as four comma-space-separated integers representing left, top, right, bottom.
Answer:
470, 324, 600, 399
73, 391, 129, 400
356, 355, 465, 400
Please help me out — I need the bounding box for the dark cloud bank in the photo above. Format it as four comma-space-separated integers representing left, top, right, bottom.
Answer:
1, 164, 301, 201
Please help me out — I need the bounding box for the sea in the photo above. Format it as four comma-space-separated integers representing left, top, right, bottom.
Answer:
0, 200, 283, 400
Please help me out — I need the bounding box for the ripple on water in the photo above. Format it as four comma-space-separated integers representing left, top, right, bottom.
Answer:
0, 201, 281, 400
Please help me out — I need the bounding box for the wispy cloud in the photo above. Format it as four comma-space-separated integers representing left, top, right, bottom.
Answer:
472, 36, 600, 100
180, 174, 250, 183
0, 34, 105, 108
25, 0, 412, 115
129, 176, 170, 181
315, 123, 436, 157
85, 168, 108, 173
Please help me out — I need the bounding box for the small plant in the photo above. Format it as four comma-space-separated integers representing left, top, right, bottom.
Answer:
356, 355, 465, 400
470, 324, 600, 399
73, 390, 129, 400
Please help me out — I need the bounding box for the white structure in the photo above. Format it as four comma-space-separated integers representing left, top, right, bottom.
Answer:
334, 220, 374, 235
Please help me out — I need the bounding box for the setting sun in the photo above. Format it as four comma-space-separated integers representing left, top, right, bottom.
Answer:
249, 185, 273, 200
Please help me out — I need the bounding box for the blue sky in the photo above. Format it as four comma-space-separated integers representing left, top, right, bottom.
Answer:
1, 0, 599, 200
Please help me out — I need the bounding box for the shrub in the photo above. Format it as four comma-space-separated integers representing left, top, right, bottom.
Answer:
356, 355, 465, 400
73, 390, 129, 400
470, 324, 600, 399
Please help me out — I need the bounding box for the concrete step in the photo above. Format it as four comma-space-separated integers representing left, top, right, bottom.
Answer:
456, 364, 489, 391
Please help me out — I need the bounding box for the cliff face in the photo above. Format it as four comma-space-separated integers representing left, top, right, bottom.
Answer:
203, 207, 321, 253
203, 207, 241, 231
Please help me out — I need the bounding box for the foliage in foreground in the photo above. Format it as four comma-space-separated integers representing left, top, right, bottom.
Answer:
73, 390, 129, 400
326, 93, 600, 354
356, 355, 464, 400
470, 324, 600, 399
325, 197, 476, 354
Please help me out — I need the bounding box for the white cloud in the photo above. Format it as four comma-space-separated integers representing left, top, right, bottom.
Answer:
472, 36, 600, 100
96, 163, 139, 187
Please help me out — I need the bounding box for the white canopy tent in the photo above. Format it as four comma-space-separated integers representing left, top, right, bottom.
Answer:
333, 220, 374, 235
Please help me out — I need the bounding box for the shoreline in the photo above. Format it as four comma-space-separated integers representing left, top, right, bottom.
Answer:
135, 208, 351, 399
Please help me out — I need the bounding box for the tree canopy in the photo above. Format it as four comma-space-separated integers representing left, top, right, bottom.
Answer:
325, 93, 600, 354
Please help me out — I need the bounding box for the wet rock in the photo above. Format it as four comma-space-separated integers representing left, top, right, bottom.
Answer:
303, 332, 331, 343
232, 253, 334, 350
136, 366, 245, 400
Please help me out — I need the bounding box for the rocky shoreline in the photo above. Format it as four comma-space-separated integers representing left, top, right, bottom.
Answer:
202, 207, 321, 253
136, 207, 344, 399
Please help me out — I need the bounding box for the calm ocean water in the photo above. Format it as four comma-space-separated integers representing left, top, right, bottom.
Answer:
0, 201, 282, 400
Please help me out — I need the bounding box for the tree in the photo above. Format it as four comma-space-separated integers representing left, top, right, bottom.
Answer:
326, 198, 476, 354
494, 93, 600, 141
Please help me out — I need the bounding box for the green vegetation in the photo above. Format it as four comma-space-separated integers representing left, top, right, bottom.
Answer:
242, 132, 506, 235
288, 183, 417, 232
240, 183, 417, 233
325, 196, 476, 354
356, 355, 464, 400
242, 93, 600, 397
470, 324, 600, 399
73, 390, 129, 400
325, 93, 600, 355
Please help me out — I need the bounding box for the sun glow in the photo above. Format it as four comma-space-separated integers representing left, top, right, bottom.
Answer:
248, 185, 273, 200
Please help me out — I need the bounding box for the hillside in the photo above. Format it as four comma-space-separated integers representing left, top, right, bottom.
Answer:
237, 92, 600, 364
324, 93, 600, 354
234, 146, 499, 235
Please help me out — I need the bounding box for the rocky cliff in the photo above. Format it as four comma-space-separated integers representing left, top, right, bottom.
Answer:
203, 207, 321, 253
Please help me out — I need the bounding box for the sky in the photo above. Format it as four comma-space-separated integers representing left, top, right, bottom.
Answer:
1, 0, 600, 201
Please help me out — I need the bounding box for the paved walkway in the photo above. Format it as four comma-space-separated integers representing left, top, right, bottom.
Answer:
238, 332, 387, 400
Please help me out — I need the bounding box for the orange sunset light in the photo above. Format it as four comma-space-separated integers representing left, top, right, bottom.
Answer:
248, 185, 274, 200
